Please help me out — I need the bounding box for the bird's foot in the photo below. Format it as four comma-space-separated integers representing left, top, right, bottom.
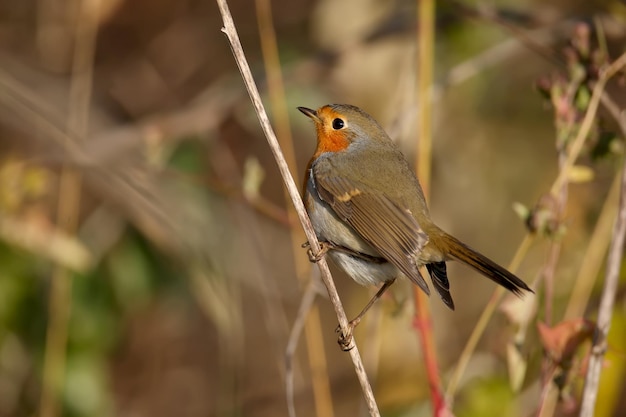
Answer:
302, 240, 333, 263
335, 318, 361, 351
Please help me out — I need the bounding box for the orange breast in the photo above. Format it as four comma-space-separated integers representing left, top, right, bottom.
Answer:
313, 127, 350, 158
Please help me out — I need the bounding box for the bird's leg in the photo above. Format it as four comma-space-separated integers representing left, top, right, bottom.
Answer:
336, 279, 396, 351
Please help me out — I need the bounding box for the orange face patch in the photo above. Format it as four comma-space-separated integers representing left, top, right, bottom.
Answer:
312, 106, 351, 157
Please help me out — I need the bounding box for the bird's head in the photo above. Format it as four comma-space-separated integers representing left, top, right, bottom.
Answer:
298, 104, 388, 158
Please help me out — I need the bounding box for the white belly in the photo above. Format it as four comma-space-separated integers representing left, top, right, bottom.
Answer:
328, 251, 400, 286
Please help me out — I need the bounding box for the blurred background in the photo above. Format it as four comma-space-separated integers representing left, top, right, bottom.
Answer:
0, 0, 626, 416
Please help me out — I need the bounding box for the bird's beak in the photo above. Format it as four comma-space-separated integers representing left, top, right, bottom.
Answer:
297, 107, 321, 124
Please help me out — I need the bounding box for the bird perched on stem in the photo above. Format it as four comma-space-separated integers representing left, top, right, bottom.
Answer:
299, 104, 532, 349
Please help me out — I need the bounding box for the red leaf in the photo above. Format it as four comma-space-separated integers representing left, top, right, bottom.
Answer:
537, 318, 595, 365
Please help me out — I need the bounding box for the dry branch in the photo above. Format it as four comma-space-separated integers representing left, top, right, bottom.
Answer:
578, 81, 626, 417
578, 148, 626, 417
214, 0, 381, 415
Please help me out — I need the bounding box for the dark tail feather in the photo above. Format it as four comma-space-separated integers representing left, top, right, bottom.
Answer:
426, 262, 455, 310
440, 232, 532, 296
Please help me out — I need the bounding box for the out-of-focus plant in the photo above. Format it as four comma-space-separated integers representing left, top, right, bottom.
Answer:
525, 22, 626, 417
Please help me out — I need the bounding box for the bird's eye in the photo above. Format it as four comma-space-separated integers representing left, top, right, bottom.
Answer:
332, 118, 345, 130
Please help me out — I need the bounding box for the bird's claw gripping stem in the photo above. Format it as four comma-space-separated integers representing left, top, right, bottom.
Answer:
335, 318, 361, 351
302, 241, 333, 263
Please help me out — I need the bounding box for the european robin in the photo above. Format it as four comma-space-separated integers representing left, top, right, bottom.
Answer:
298, 104, 532, 347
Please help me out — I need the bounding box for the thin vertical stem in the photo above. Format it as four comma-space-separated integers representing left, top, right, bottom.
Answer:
39, 1, 99, 417
578, 155, 626, 416
416, 0, 434, 197
416, 1, 448, 416
578, 90, 626, 416
40, 171, 79, 417
564, 137, 622, 320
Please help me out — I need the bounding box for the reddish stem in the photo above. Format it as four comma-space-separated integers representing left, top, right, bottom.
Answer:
412, 287, 451, 417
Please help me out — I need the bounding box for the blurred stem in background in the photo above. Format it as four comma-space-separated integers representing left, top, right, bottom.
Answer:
40, 169, 81, 417
39, 1, 100, 416
415, 1, 449, 416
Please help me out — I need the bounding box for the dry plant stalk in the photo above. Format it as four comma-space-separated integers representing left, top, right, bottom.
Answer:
578, 80, 626, 417
564, 172, 620, 320
285, 271, 325, 417
214, 0, 380, 415
579, 153, 626, 417
39, 2, 99, 417
415, 0, 450, 416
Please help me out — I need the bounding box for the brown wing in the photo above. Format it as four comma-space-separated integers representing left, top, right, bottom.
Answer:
313, 172, 430, 294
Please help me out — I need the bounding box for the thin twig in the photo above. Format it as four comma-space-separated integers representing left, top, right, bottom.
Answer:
435, 20, 574, 100
214, 1, 380, 415
39, 2, 99, 417
415, 1, 451, 416
578, 153, 626, 416
285, 271, 325, 417
542, 148, 569, 326
536, 366, 561, 417
551, 52, 626, 196
462, 2, 563, 67
417, 0, 434, 197
578, 86, 626, 417
540, 242, 560, 325
564, 172, 621, 319
600, 92, 626, 137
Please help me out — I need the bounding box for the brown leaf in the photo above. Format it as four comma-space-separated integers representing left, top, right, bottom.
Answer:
537, 318, 595, 365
